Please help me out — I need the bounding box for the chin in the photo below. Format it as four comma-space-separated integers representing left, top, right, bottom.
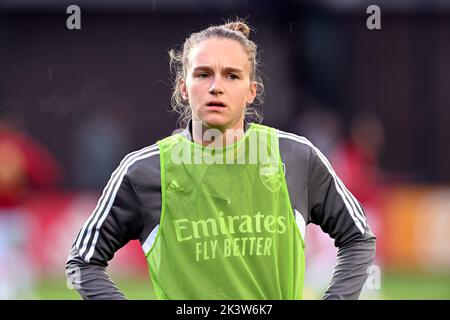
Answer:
200, 116, 230, 129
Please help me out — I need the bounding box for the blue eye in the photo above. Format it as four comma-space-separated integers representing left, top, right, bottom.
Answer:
228, 74, 239, 80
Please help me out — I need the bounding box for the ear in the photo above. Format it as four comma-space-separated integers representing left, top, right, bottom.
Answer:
246, 81, 257, 104
180, 79, 188, 100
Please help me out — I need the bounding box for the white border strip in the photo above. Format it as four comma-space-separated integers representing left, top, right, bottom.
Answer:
294, 209, 306, 242
142, 225, 160, 255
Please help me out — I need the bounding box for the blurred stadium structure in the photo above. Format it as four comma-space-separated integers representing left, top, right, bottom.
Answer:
0, 0, 449, 299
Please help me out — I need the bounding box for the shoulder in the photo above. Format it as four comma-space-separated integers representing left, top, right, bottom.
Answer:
118, 143, 161, 184
273, 128, 315, 165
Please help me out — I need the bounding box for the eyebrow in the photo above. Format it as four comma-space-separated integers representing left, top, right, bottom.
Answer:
192, 66, 244, 74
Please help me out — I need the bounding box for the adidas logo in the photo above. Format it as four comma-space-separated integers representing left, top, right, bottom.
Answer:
167, 180, 182, 192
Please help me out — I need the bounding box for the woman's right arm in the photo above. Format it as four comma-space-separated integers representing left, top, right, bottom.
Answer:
66, 145, 161, 300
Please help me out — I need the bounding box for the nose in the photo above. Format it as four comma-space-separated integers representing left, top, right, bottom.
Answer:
209, 77, 224, 95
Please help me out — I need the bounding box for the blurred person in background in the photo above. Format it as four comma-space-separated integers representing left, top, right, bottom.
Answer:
71, 103, 130, 190
66, 18, 375, 300
331, 112, 385, 216
291, 98, 343, 158
0, 111, 62, 298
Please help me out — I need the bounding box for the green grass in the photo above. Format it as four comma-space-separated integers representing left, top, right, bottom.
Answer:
19, 270, 450, 300
381, 270, 450, 300
26, 276, 156, 300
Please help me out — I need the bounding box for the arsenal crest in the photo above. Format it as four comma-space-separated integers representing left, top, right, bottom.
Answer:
259, 162, 282, 192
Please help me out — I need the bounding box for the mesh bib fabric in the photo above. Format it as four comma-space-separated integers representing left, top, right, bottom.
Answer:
146, 123, 305, 299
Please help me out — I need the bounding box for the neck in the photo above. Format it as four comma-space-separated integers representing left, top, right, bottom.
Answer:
191, 119, 246, 147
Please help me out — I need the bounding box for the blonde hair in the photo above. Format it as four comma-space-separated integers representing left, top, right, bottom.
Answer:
169, 18, 265, 128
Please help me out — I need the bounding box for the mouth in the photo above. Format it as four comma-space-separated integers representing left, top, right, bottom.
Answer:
206, 101, 226, 108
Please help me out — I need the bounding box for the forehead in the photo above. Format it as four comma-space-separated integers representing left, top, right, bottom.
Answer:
187, 37, 250, 70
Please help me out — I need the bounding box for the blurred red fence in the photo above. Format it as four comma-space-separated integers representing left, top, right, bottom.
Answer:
3, 186, 449, 280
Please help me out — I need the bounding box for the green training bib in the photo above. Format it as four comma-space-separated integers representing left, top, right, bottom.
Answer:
146, 123, 305, 299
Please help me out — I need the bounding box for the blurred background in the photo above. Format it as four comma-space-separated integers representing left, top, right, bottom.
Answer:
0, 0, 449, 299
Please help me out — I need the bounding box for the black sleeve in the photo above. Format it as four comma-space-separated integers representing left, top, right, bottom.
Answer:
308, 147, 376, 300
66, 245, 126, 300
66, 169, 144, 300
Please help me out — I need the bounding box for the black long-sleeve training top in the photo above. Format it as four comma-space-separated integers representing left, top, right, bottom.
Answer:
66, 122, 376, 300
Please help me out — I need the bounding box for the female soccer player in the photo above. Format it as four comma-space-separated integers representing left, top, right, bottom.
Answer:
66, 19, 376, 300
